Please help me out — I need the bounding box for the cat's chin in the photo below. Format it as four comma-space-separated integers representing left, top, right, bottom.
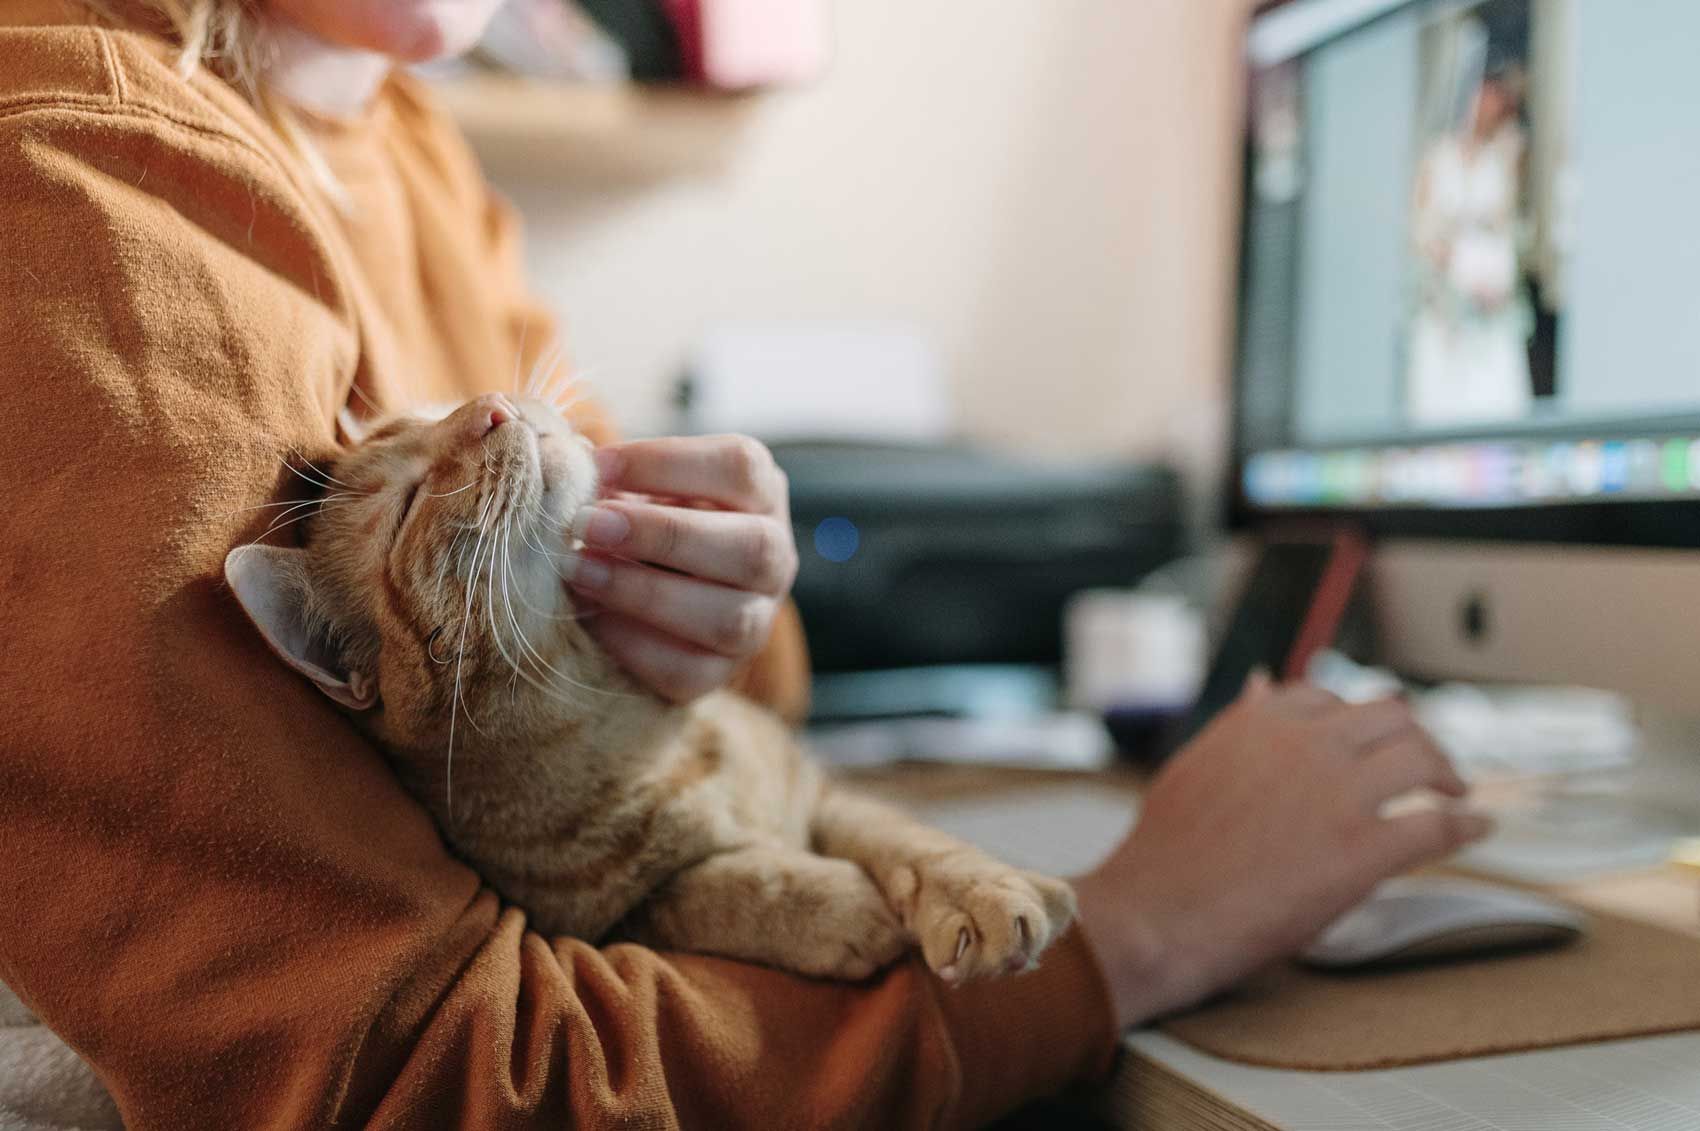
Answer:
535, 435, 598, 524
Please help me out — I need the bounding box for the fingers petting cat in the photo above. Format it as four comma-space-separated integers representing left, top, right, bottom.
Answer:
810, 791, 1078, 987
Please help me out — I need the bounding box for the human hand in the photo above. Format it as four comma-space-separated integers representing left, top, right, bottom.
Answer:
568, 435, 798, 703
1072, 675, 1491, 1029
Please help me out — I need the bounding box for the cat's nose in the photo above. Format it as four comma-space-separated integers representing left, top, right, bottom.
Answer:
448, 394, 518, 444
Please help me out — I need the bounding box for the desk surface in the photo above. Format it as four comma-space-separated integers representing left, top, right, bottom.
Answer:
1121, 1029, 1700, 1131
847, 757, 1700, 1131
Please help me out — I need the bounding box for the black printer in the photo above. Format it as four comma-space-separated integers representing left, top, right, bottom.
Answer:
772, 441, 1185, 682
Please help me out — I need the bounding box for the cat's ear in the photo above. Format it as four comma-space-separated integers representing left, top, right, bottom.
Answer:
223, 545, 377, 711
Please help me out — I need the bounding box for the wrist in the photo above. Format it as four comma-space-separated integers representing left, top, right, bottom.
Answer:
1070, 868, 1200, 1030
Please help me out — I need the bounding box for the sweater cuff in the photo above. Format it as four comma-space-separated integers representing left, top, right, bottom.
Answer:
932, 923, 1120, 1129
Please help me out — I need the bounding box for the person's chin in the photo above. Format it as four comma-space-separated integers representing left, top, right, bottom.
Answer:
373, 5, 492, 62
303, 0, 498, 63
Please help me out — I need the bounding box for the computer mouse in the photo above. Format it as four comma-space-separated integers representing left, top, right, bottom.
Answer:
1299, 877, 1586, 970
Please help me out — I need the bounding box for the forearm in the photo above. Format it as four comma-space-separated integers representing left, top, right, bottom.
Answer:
1070, 868, 1196, 1031
354, 911, 1117, 1131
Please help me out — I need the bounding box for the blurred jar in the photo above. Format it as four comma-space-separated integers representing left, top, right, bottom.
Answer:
1064, 589, 1205, 714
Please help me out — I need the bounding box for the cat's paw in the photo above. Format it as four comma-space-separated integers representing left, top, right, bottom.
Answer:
888, 854, 1076, 986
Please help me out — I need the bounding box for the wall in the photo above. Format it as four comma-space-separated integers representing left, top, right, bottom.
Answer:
492, 0, 1252, 487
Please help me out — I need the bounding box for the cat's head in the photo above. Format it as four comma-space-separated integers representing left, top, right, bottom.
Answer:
224, 393, 606, 749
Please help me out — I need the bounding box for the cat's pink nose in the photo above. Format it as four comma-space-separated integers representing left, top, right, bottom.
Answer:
462, 393, 516, 439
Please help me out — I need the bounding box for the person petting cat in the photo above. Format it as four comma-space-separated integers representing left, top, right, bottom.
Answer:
227, 392, 1079, 985
0, 2, 1491, 1128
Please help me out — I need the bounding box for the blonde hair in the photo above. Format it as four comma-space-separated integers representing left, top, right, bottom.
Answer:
87, 1, 268, 93
89, 1, 351, 204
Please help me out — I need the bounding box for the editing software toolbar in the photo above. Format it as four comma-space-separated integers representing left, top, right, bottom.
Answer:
1245, 437, 1700, 510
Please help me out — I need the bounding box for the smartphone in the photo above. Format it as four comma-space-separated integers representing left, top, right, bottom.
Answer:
1161, 527, 1367, 756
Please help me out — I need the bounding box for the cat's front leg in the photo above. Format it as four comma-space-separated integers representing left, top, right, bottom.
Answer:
624, 845, 909, 980
811, 790, 1077, 986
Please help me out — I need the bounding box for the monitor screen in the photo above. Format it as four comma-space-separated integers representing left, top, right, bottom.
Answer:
1236, 0, 1700, 518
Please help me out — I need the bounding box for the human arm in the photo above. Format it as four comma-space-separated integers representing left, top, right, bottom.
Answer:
1072, 675, 1492, 1028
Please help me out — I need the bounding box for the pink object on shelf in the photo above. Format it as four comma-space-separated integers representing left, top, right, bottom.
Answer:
665, 0, 831, 89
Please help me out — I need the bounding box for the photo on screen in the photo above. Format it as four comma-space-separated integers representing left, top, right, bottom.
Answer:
1404, 0, 1572, 430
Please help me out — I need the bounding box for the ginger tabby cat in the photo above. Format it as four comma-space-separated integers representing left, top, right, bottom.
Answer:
225, 393, 1075, 984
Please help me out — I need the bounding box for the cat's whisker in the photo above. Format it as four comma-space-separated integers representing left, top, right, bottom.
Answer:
535, 344, 577, 407
509, 529, 581, 618
252, 496, 350, 543
436, 489, 490, 605
216, 492, 353, 520
550, 365, 602, 415
425, 479, 477, 499
493, 535, 597, 705
434, 506, 478, 603
292, 451, 357, 490
551, 375, 593, 406
487, 508, 584, 689
511, 319, 531, 398
446, 489, 505, 822
494, 521, 525, 698
516, 521, 582, 582
512, 525, 600, 623
462, 521, 501, 742
346, 380, 383, 416
279, 459, 356, 495
481, 501, 536, 703
495, 518, 624, 700
542, 366, 581, 413
524, 340, 564, 401
520, 345, 544, 399
539, 372, 571, 411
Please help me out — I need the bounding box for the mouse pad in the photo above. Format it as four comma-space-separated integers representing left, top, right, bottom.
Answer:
1157, 905, 1700, 1070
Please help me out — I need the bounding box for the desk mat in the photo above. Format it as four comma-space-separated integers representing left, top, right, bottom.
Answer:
1158, 907, 1700, 1071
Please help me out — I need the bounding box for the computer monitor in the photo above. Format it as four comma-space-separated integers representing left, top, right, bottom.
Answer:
1233, 0, 1700, 710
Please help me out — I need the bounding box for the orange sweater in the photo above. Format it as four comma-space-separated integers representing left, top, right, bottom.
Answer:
0, 4, 1116, 1129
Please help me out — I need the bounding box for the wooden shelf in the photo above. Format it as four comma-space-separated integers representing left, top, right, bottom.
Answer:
435, 74, 756, 180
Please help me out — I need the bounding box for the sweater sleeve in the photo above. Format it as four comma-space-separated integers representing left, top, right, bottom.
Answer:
0, 44, 1114, 1131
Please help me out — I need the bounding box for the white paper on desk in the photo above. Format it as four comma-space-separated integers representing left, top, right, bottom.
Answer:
910, 786, 1135, 877
1124, 1030, 1700, 1131
683, 323, 951, 442
808, 713, 1114, 773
